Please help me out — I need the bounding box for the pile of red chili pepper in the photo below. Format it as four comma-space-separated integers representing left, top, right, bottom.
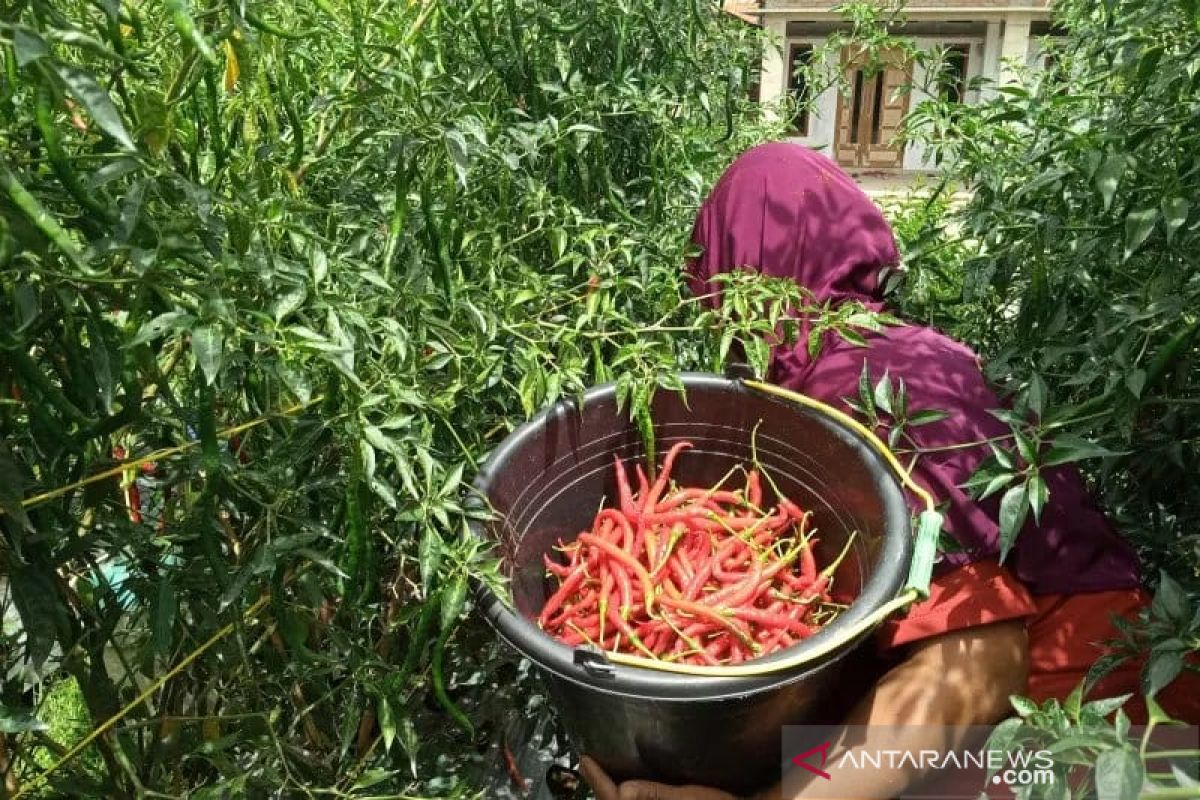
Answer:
537, 442, 852, 666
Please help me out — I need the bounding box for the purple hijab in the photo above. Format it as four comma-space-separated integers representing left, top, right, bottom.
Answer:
688, 142, 1139, 595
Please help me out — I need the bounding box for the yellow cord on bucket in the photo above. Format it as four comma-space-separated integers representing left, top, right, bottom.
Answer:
594, 381, 939, 678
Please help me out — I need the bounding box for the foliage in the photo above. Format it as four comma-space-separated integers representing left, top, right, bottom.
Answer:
0, 0, 834, 795
899, 0, 1200, 594
987, 686, 1199, 800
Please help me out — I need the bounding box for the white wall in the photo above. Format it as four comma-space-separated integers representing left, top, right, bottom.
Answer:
780, 39, 839, 156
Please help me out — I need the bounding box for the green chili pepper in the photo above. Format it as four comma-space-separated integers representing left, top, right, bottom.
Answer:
166, 0, 217, 64
203, 69, 225, 173
244, 9, 310, 40
431, 575, 473, 736
34, 84, 115, 224
7, 346, 94, 429
419, 171, 455, 298
339, 453, 369, 605
198, 381, 220, 473
382, 586, 438, 706
0, 157, 86, 270
382, 156, 412, 279
1146, 317, 1200, 393
196, 383, 228, 589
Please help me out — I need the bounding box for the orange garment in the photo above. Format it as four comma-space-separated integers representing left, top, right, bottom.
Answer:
877, 559, 1200, 723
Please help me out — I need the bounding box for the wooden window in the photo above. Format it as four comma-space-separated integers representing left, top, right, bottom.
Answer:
787, 43, 815, 135
941, 44, 970, 104
869, 74, 885, 144
849, 69, 864, 144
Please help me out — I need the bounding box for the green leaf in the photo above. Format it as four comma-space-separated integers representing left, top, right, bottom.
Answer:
1081, 694, 1133, 719
1009, 694, 1039, 717
1142, 652, 1180, 695
128, 311, 194, 347
1144, 693, 1174, 725
873, 371, 893, 416
1064, 682, 1083, 720
908, 409, 949, 426
1014, 430, 1038, 466
1162, 197, 1190, 243
419, 530, 444, 594
439, 573, 469, 631
1094, 153, 1125, 211
271, 285, 307, 323
13, 28, 49, 67
990, 442, 1015, 470
310, 247, 329, 285
1123, 207, 1158, 259
352, 768, 398, 791
1027, 473, 1048, 523
378, 697, 397, 753
0, 704, 48, 734
9, 563, 64, 669
1027, 373, 1047, 418
1125, 368, 1146, 398
1043, 434, 1119, 466
0, 441, 33, 532
53, 64, 136, 151
86, 316, 115, 414
444, 129, 470, 188
998, 483, 1029, 563
857, 360, 875, 416
984, 717, 1024, 780
151, 573, 176, 657
979, 472, 1016, 501
1094, 747, 1143, 800
1151, 570, 1188, 625
192, 324, 223, 386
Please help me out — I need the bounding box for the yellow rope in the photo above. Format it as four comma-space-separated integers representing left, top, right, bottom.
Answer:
599, 380, 939, 678
12, 595, 271, 800
19, 396, 322, 510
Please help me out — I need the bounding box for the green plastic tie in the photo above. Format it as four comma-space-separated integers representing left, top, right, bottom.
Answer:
905, 509, 943, 600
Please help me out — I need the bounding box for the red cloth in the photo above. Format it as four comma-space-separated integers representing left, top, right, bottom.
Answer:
879, 560, 1200, 723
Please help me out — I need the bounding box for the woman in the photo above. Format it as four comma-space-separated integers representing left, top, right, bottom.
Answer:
582, 143, 1198, 800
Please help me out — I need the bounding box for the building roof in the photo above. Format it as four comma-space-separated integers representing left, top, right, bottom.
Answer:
723, 1, 761, 25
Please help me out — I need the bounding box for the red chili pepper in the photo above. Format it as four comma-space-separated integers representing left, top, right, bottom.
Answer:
579, 533, 655, 611
643, 441, 693, 513
613, 456, 637, 519
730, 607, 815, 636
538, 567, 587, 627
746, 469, 762, 508
539, 454, 843, 662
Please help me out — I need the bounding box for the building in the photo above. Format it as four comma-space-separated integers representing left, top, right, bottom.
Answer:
743, 1, 1056, 171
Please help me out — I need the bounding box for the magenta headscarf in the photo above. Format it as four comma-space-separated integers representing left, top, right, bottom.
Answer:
688, 142, 1139, 595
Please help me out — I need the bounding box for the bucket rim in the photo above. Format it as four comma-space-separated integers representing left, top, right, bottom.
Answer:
467, 372, 913, 700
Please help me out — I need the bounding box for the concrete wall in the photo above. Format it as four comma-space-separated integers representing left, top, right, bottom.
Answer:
776, 37, 840, 155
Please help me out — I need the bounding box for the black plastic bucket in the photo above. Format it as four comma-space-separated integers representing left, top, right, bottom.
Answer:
470, 374, 911, 794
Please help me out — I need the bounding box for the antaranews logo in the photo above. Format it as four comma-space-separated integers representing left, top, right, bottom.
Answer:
782, 726, 1058, 799
788, 736, 1053, 790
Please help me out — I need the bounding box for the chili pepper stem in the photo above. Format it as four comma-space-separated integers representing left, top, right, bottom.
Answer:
820, 530, 858, 582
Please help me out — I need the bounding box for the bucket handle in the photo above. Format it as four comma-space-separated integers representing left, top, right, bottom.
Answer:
575, 380, 943, 678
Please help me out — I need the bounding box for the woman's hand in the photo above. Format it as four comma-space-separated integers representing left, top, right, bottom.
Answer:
580, 756, 748, 800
